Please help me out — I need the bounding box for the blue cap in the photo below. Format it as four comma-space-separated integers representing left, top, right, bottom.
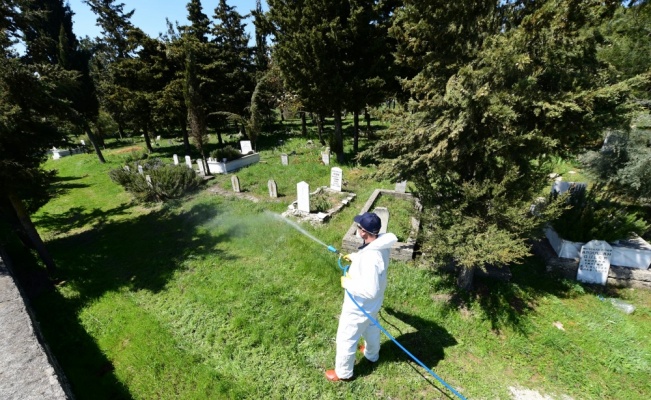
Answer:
353, 212, 381, 235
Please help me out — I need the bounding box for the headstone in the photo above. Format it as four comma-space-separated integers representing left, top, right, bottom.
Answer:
240, 140, 253, 154
197, 160, 205, 175
373, 207, 389, 234
268, 179, 278, 198
330, 167, 343, 192
297, 181, 310, 213
231, 175, 241, 193
145, 175, 153, 187
395, 180, 407, 193
281, 153, 288, 166
137, 165, 144, 174
80, 139, 86, 146
185, 155, 192, 169
123, 165, 130, 172
577, 240, 613, 285
155, 135, 161, 142
173, 154, 179, 165
321, 151, 330, 165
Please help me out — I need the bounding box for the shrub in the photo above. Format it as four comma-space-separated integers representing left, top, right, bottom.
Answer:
210, 145, 242, 161
121, 148, 149, 164
551, 186, 649, 242
109, 158, 201, 202
310, 191, 332, 213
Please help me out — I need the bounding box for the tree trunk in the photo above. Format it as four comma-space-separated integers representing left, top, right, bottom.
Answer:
316, 113, 326, 146
83, 122, 106, 163
332, 107, 345, 163
353, 110, 360, 154
300, 111, 307, 136
364, 107, 372, 138
179, 116, 191, 155
457, 265, 475, 291
143, 124, 154, 153
6, 192, 57, 275
117, 122, 125, 140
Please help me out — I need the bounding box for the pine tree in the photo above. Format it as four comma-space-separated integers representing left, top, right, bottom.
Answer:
367, 0, 647, 289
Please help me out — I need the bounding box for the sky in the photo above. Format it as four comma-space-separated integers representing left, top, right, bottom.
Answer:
67, 0, 267, 40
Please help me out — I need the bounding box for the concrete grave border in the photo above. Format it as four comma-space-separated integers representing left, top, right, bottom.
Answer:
341, 189, 421, 262
283, 186, 356, 224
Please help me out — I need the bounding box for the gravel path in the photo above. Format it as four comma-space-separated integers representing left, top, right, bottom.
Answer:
0, 256, 68, 400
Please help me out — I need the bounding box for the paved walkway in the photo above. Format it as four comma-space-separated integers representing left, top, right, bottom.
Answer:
0, 256, 68, 400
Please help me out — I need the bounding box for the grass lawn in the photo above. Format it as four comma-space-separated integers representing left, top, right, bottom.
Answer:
9, 125, 651, 399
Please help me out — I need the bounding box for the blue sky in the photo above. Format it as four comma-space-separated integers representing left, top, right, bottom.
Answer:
67, 0, 267, 40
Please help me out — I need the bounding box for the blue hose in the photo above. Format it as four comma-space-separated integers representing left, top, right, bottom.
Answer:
337, 256, 466, 400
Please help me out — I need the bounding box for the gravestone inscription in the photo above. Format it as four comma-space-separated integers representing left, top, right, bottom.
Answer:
330, 167, 343, 192
577, 240, 613, 285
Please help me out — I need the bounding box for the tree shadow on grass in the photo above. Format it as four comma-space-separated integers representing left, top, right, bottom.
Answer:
9, 201, 241, 399
34, 204, 132, 235
354, 306, 458, 398
432, 255, 587, 335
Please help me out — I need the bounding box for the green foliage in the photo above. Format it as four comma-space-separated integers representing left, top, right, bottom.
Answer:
309, 191, 331, 213
108, 158, 201, 202
580, 123, 651, 203
209, 145, 242, 161
119, 148, 148, 164
552, 186, 650, 242
366, 0, 642, 288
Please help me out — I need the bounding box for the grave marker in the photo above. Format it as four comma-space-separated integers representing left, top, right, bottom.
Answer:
231, 175, 241, 193
330, 167, 343, 192
297, 181, 310, 213
173, 154, 179, 165
185, 155, 192, 169
395, 180, 407, 193
240, 140, 253, 154
80, 139, 85, 146
123, 165, 130, 172
373, 207, 389, 234
281, 153, 288, 166
321, 151, 330, 165
197, 160, 205, 175
577, 240, 613, 285
137, 165, 143, 174
145, 175, 153, 187
268, 179, 278, 198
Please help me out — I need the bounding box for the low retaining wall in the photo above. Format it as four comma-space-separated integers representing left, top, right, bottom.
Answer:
341, 189, 421, 262
206, 153, 260, 174
0, 254, 70, 399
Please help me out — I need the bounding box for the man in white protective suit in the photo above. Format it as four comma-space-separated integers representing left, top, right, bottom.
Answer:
325, 212, 397, 381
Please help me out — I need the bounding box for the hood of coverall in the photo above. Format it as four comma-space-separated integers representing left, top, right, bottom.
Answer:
361, 232, 398, 252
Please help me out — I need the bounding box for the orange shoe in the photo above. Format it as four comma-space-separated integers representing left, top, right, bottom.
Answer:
325, 369, 352, 382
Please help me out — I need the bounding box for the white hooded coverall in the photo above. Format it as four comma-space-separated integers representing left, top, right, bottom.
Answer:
335, 232, 398, 379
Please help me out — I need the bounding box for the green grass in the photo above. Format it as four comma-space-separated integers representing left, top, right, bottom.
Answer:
10, 125, 651, 399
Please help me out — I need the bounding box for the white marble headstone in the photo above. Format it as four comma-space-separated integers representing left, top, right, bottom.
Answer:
395, 180, 407, 193
577, 240, 612, 285
173, 154, 179, 165
145, 175, 152, 187
197, 160, 205, 175
185, 155, 192, 169
80, 140, 86, 146
268, 179, 278, 198
321, 151, 330, 165
240, 140, 253, 154
373, 207, 389, 234
281, 154, 288, 166
137, 165, 144, 174
297, 181, 310, 213
330, 167, 343, 192
231, 175, 240, 193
